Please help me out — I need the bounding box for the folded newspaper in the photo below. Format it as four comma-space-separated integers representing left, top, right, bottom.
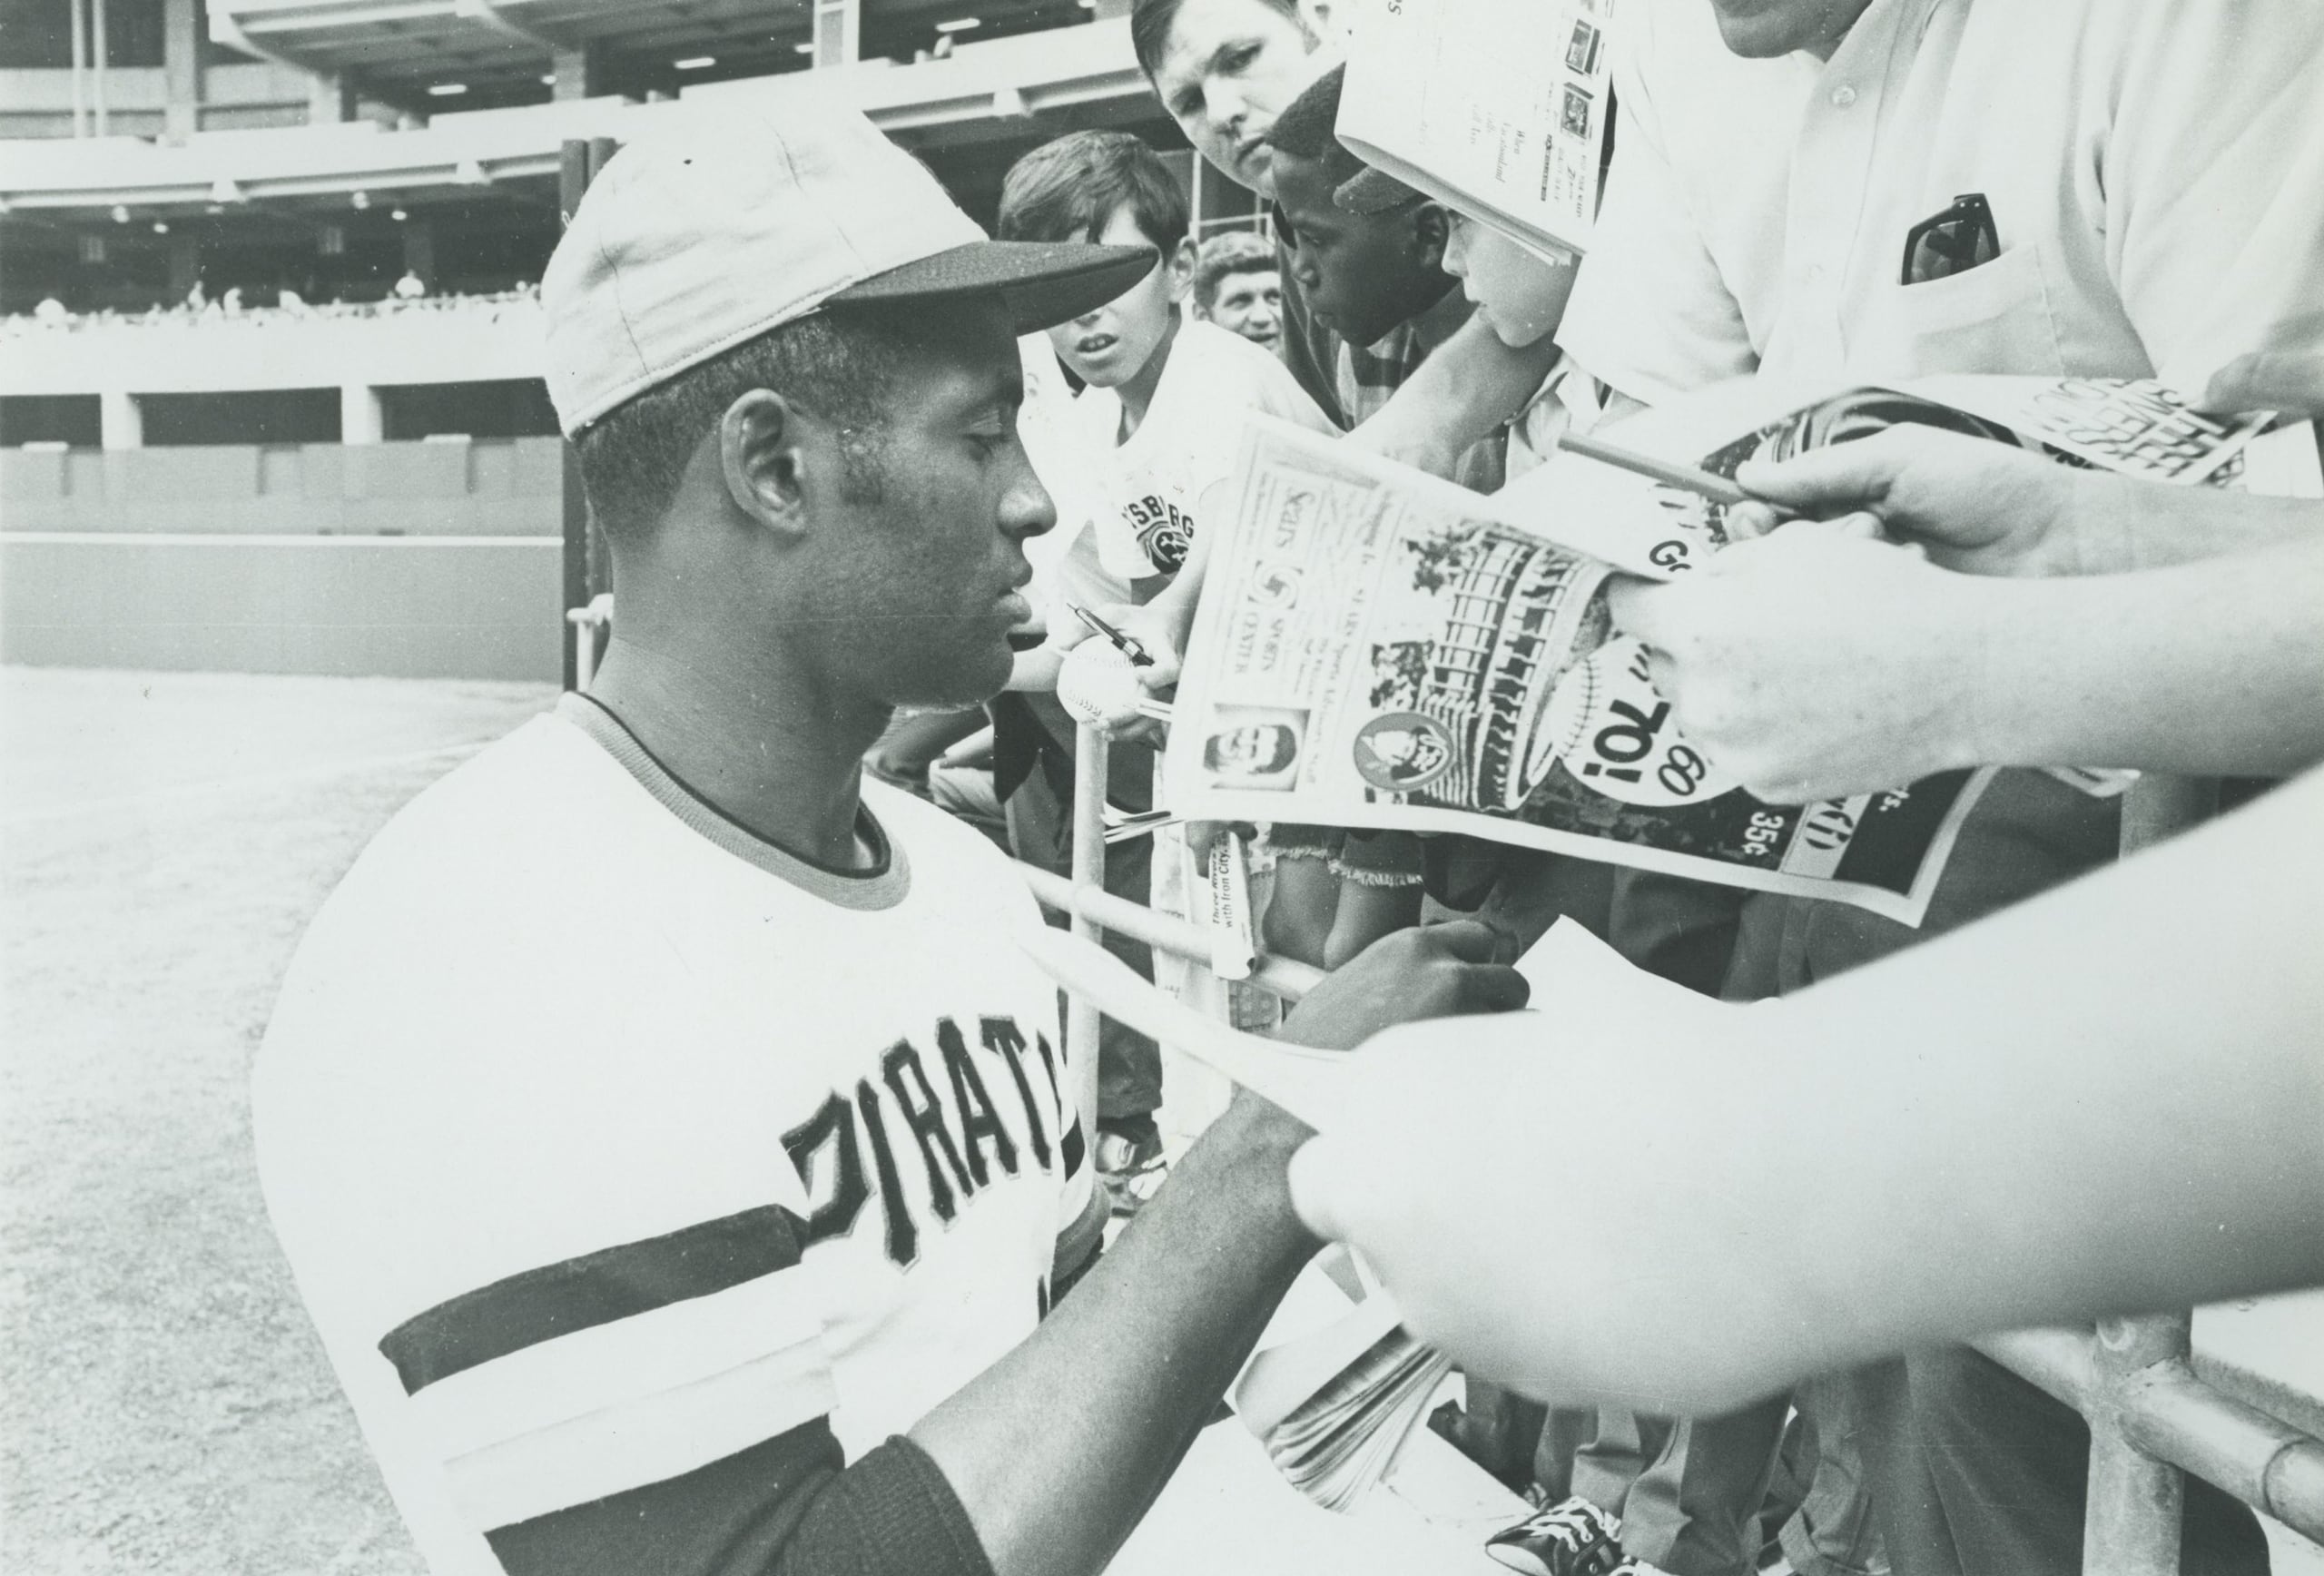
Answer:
1338, 0, 1617, 262
1163, 376, 2300, 926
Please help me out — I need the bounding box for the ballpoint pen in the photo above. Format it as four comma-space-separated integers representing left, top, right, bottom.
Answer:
1068, 602, 1157, 667
1555, 429, 1797, 519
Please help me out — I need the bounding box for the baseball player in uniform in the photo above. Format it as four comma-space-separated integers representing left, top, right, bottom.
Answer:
253, 103, 1524, 1576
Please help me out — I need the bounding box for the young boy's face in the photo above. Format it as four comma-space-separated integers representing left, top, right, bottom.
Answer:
1206, 267, 1283, 346
1271, 151, 1448, 348
1047, 204, 1184, 389
1442, 212, 1578, 349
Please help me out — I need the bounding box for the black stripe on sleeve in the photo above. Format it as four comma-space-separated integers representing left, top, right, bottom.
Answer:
485, 1426, 996, 1576
379, 1204, 808, 1394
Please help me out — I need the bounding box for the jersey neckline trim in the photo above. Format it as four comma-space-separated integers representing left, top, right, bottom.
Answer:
557, 693, 911, 911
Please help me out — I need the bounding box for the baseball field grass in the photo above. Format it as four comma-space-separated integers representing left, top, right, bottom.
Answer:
1, 667, 555, 1575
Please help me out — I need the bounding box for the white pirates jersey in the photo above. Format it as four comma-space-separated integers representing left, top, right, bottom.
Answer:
255, 694, 1094, 1576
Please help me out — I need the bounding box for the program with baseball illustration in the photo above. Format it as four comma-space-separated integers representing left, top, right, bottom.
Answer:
1163, 377, 2299, 925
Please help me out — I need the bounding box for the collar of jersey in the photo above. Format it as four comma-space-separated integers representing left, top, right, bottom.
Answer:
558, 692, 911, 911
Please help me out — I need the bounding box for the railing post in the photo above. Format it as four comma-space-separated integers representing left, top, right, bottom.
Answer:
1068, 723, 1110, 1138
2086, 1312, 2192, 1574
2080, 771, 2215, 1573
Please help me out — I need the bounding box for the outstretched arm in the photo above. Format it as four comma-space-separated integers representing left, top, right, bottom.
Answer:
914, 921, 1527, 1576
1288, 768, 2324, 1416
1724, 424, 2319, 577
1606, 521, 2324, 802
1343, 314, 1562, 479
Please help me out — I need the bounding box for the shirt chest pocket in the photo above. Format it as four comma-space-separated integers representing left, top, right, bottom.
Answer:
1869, 242, 2065, 377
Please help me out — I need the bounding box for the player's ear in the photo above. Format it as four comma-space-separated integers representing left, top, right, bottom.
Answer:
718, 389, 816, 543
1165, 236, 1198, 306
1411, 203, 1449, 272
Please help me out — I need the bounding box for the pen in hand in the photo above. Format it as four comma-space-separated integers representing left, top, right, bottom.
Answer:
1556, 429, 1798, 521
1068, 603, 1157, 668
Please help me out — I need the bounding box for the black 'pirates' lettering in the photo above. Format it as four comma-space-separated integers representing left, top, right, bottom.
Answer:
937, 1018, 1019, 1187
882, 1039, 972, 1219
781, 1092, 870, 1248
980, 1016, 1050, 1168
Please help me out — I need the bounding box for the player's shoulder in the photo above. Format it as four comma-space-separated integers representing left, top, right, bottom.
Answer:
324, 709, 615, 913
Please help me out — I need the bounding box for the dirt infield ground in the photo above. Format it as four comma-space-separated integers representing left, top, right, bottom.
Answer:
2, 667, 555, 1575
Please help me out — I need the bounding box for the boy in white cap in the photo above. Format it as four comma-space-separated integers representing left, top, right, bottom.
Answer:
252, 103, 1523, 1576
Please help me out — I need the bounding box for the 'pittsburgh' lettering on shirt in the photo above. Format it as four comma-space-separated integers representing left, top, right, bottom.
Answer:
781, 1016, 1085, 1269
1124, 494, 1193, 573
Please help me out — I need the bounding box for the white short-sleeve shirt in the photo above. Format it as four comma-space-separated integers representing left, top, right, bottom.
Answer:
1558, 0, 2324, 399
1072, 319, 1335, 582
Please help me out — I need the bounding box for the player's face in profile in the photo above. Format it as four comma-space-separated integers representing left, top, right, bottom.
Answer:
822, 297, 1055, 709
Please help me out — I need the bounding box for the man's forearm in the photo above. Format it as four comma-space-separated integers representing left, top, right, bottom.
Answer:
1293, 769, 2324, 1415
1972, 537, 2324, 775
1346, 315, 1561, 478
911, 1094, 1314, 1576
2100, 475, 2324, 573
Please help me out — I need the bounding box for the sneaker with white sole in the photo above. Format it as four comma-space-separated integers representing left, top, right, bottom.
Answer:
1485, 1497, 1627, 1576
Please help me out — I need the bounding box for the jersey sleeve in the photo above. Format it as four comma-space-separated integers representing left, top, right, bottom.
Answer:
371, 1202, 990, 1576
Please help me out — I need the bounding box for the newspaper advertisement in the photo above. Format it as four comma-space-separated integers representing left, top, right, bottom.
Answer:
1164, 417, 1991, 926
1338, 0, 1616, 261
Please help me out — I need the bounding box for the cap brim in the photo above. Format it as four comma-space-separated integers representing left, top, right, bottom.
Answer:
828, 240, 1157, 332
1334, 165, 1423, 215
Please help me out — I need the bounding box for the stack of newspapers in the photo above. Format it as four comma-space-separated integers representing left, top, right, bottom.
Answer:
1235, 1269, 1452, 1512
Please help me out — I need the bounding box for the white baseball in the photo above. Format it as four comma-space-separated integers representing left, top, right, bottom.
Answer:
1058, 640, 1147, 729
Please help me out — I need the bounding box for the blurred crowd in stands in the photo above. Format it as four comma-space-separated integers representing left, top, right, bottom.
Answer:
5, 276, 541, 338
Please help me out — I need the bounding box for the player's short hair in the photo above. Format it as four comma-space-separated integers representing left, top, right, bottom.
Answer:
998, 131, 1188, 256
1192, 231, 1277, 311
1131, 0, 1304, 79
573, 302, 933, 539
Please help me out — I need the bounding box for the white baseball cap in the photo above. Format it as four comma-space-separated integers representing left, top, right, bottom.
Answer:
542, 100, 1156, 434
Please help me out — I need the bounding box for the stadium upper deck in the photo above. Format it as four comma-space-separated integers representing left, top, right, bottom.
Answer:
0, 3, 1267, 442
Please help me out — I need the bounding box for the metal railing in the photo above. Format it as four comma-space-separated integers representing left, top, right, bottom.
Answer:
1030, 729, 2324, 1568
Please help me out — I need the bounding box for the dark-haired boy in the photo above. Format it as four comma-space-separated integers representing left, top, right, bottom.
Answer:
1262, 64, 1504, 496
996, 129, 1333, 1207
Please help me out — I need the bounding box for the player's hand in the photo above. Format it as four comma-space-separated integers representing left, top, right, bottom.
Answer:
1725, 425, 2123, 578
2200, 347, 2324, 419
1285, 1019, 1788, 1415
1276, 920, 1528, 1051
1608, 521, 1988, 804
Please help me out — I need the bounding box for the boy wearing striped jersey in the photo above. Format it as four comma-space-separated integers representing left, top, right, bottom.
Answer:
254, 103, 1525, 1576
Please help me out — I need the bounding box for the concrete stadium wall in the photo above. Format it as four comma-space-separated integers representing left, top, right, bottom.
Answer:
1, 437, 566, 681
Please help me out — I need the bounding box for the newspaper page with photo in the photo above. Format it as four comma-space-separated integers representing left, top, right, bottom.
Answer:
1162, 417, 1991, 927
1336, 0, 1616, 262
1164, 379, 2310, 924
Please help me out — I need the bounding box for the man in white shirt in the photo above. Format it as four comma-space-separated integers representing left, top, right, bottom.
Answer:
1552, 4, 2324, 1574
253, 103, 1524, 1576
